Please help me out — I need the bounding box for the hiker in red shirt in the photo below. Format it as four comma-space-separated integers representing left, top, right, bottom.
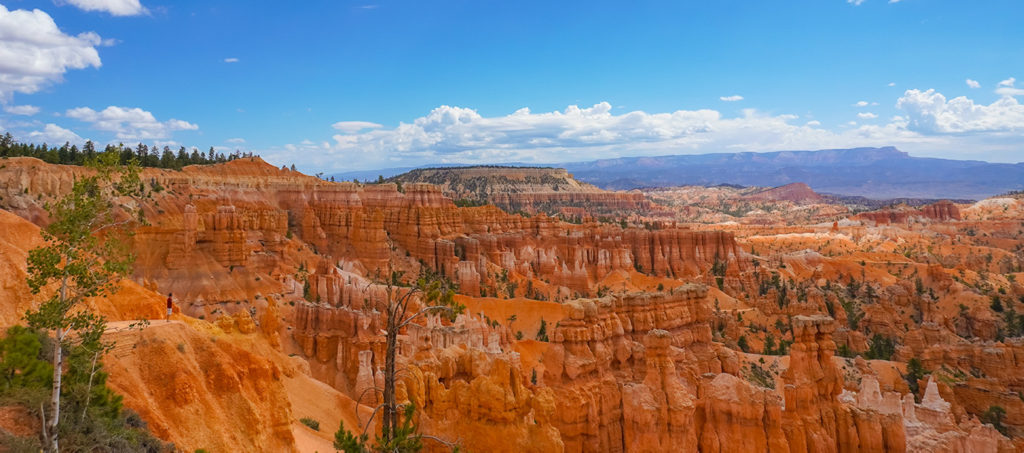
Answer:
166, 293, 173, 322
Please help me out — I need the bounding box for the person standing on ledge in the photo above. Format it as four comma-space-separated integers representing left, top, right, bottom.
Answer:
166, 293, 174, 322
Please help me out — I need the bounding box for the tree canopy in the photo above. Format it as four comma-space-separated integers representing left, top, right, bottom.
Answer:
0, 133, 255, 170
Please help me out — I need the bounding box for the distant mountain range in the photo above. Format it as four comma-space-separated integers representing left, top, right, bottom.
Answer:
330, 147, 1024, 200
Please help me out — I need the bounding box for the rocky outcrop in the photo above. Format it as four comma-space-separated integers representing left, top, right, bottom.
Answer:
538, 285, 734, 452
854, 201, 962, 224
920, 201, 961, 221
841, 372, 1016, 452
742, 183, 825, 204
389, 166, 655, 217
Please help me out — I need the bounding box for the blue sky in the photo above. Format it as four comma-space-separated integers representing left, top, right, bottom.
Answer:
1, 0, 1022, 173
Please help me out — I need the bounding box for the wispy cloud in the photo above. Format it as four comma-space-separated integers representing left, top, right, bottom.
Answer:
857, 112, 878, 119
224, 57, 240, 63
719, 95, 743, 102
996, 77, 1024, 97
966, 79, 980, 89
63, 0, 147, 16
332, 121, 384, 133
226, 137, 246, 144
3, 105, 40, 116
847, 0, 866, 5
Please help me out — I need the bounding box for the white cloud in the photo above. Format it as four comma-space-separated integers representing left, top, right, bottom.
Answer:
848, 0, 866, 5
719, 95, 743, 102
897, 88, 1024, 133
332, 121, 384, 133
3, 104, 40, 115
888, 82, 896, 87
0, 5, 103, 100
995, 77, 1024, 97
26, 123, 83, 144
262, 101, 946, 171
66, 106, 198, 140
889, 0, 901, 3
225, 137, 245, 144
966, 79, 980, 89
259, 87, 1024, 171
854, 101, 869, 107
224, 57, 239, 63
62, 0, 147, 16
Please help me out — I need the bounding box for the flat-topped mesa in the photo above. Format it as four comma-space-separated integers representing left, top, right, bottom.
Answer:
388, 165, 654, 217
741, 182, 825, 204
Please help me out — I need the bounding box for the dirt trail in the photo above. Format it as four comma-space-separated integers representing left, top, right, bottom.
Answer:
104, 319, 184, 359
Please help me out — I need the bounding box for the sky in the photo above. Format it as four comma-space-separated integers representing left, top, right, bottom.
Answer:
0, 0, 1022, 173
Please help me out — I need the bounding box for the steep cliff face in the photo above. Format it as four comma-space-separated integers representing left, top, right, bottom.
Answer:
0, 209, 44, 327
103, 323, 297, 453
854, 200, 962, 224
540, 285, 726, 452
0, 157, 744, 306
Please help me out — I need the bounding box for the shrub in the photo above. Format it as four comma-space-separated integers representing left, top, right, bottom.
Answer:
864, 334, 896, 361
737, 335, 750, 353
300, 417, 321, 431
991, 295, 1004, 313
536, 319, 549, 342
904, 357, 928, 399
836, 344, 856, 358
744, 363, 775, 389
0, 326, 53, 393
981, 406, 1008, 435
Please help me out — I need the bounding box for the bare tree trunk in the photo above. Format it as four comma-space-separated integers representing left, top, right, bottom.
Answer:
383, 313, 398, 444
46, 327, 62, 453
81, 351, 99, 423
45, 275, 70, 453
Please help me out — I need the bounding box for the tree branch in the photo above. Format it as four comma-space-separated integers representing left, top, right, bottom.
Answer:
397, 306, 455, 330
358, 403, 386, 439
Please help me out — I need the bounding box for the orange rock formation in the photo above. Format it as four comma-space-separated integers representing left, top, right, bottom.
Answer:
1, 157, 1022, 452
